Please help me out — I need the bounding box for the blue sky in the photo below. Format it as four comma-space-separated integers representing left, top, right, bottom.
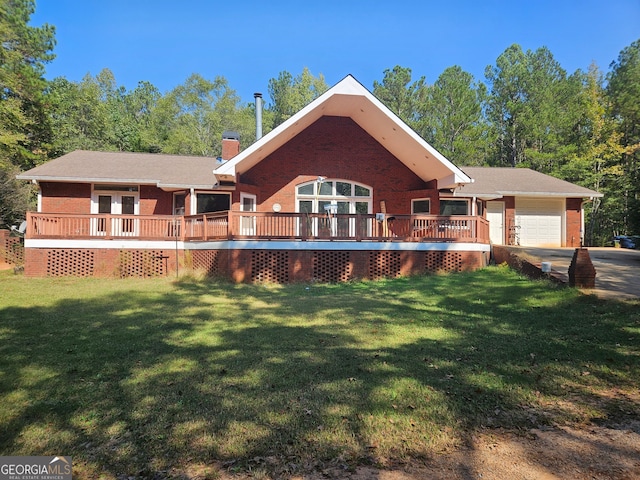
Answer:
32, 0, 639, 104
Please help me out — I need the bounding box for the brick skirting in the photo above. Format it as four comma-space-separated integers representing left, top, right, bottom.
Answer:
24, 246, 488, 283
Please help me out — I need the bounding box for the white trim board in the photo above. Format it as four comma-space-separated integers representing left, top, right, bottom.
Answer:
26, 239, 490, 253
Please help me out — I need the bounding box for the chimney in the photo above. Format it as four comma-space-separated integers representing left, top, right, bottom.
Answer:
221, 130, 240, 160
254, 92, 263, 140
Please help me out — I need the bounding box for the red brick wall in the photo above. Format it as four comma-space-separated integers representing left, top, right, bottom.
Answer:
39, 182, 175, 215
238, 116, 437, 214
40, 182, 91, 213
565, 198, 583, 247
140, 185, 173, 215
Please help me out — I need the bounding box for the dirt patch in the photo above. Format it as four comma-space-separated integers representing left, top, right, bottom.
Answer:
293, 424, 640, 480
175, 423, 639, 480
393, 424, 640, 480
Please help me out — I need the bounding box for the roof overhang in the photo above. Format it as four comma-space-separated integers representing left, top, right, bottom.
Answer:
453, 190, 604, 199
215, 75, 470, 189
16, 175, 219, 191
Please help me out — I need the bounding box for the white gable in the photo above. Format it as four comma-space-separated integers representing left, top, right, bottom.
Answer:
215, 75, 470, 189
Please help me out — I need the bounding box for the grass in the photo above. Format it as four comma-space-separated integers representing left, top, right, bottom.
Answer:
0, 266, 638, 479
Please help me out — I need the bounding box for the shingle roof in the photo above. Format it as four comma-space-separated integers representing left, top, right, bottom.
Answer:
17, 150, 221, 189
455, 167, 602, 199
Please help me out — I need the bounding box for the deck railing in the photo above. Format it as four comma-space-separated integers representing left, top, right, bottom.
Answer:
25, 211, 490, 243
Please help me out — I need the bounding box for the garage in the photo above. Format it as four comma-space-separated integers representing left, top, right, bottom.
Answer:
515, 197, 564, 247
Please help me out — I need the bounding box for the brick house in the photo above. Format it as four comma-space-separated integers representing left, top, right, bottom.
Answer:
15, 75, 600, 281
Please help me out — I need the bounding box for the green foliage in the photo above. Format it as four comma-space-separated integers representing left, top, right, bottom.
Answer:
267, 67, 328, 128
416, 66, 489, 165
484, 45, 575, 170
144, 74, 249, 156
0, 162, 33, 227
373, 65, 426, 126
0, 0, 55, 168
607, 40, 640, 234
0, 0, 55, 224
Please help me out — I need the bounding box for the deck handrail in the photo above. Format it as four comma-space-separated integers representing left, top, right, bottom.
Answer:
25, 211, 490, 243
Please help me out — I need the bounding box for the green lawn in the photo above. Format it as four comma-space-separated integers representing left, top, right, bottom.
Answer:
0, 267, 638, 479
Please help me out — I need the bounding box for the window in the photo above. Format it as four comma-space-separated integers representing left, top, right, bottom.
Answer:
196, 193, 230, 213
295, 179, 373, 236
439, 199, 469, 215
174, 193, 186, 215
94, 184, 138, 192
295, 179, 373, 214
412, 199, 431, 214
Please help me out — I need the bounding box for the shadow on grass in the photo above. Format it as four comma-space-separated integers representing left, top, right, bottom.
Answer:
0, 268, 638, 478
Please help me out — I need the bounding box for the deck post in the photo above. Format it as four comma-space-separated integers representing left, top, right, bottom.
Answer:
227, 211, 235, 240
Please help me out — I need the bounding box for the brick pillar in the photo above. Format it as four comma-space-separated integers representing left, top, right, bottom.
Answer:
568, 248, 596, 288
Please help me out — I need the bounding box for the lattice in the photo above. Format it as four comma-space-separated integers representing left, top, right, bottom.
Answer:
192, 250, 220, 276
119, 250, 167, 277
425, 252, 463, 273
313, 251, 352, 283
369, 251, 402, 279
1, 237, 24, 264
250, 251, 289, 283
47, 249, 95, 277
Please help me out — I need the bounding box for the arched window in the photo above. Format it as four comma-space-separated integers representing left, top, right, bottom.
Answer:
296, 179, 372, 215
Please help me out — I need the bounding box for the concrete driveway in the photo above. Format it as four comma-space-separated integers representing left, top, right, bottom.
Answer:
506, 246, 640, 301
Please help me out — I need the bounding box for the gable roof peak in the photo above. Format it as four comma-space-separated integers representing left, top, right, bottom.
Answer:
215, 74, 470, 188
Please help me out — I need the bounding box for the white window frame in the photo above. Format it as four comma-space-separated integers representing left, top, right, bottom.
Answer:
194, 191, 232, 214
439, 198, 470, 216
295, 179, 372, 236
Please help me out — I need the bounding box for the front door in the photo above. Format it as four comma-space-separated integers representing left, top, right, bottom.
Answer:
487, 201, 505, 245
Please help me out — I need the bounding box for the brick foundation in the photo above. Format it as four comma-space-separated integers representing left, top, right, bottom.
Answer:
24, 246, 487, 283
24, 248, 178, 278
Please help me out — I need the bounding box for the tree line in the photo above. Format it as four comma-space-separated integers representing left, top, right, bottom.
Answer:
1, 0, 638, 245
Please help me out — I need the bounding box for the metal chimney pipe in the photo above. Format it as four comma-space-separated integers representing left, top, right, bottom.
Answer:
254, 92, 263, 140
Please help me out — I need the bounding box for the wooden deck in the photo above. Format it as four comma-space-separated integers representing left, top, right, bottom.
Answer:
25, 211, 490, 244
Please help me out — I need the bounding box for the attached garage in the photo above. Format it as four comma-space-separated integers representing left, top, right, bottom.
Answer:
455, 168, 602, 248
515, 197, 564, 247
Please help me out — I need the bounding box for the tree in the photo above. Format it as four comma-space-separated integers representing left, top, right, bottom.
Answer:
145, 74, 249, 156
47, 73, 111, 154
607, 39, 640, 234
267, 67, 328, 128
558, 65, 627, 244
0, 0, 55, 168
0, 0, 55, 226
416, 66, 488, 165
484, 44, 571, 170
373, 66, 425, 126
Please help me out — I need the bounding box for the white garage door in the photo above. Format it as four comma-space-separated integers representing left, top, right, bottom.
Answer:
515, 198, 564, 247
